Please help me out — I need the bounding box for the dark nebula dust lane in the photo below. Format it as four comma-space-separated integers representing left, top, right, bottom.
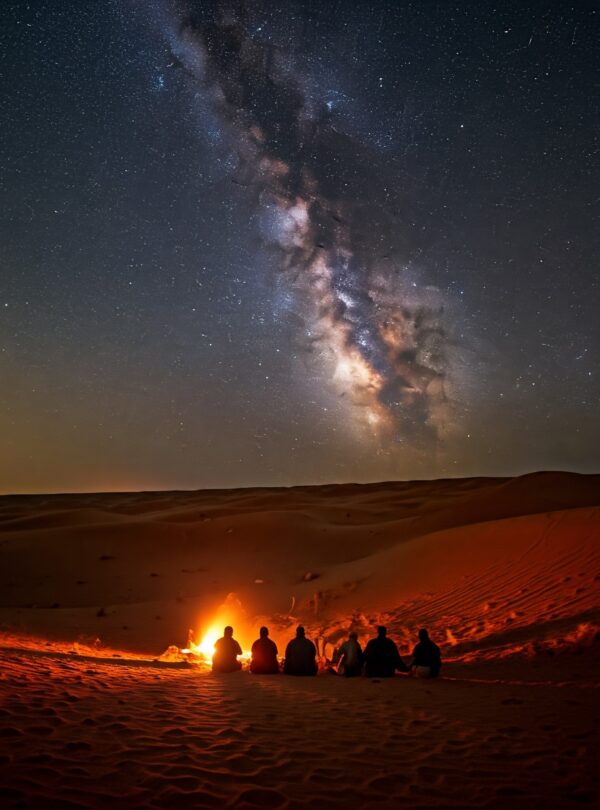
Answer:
167, 5, 460, 444
0, 0, 598, 491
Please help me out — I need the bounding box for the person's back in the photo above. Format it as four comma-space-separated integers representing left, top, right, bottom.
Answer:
411, 629, 442, 678
336, 633, 363, 677
364, 626, 406, 677
251, 626, 279, 674
212, 626, 242, 673
283, 626, 317, 676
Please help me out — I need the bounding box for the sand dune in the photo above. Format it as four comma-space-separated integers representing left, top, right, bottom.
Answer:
1, 648, 598, 809
0, 472, 598, 808
1, 472, 598, 655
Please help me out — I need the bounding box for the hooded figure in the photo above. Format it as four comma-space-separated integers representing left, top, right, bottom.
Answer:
335, 631, 363, 677
212, 626, 242, 673
250, 626, 279, 674
410, 628, 442, 678
283, 626, 318, 676
363, 626, 407, 677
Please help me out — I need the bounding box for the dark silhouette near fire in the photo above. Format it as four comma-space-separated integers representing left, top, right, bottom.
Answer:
410, 628, 442, 678
283, 626, 318, 676
363, 626, 408, 677
212, 626, 242, 673
334, 631, 363, 677
251, 626, 280, 674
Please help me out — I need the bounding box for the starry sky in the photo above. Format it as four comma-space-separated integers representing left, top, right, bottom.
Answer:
1, 0, 598, 493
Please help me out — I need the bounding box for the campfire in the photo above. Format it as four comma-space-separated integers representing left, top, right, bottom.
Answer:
166, 593, 254, 666
180, 624, 252, 665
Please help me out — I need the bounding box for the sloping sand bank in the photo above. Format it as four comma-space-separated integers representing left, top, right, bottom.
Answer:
0, 647, 598, 809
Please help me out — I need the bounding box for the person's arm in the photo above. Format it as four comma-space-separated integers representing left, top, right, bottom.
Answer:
332, 645, 341, 665
234, 641, 242, 656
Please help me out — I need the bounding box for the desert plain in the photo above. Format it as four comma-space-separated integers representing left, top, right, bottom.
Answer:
0, 470, 598, 809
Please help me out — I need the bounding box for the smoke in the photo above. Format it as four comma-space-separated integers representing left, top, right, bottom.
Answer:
167, 2, 461, 443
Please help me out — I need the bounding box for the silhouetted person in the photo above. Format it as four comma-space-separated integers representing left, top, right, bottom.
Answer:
363, 626, 407, 677
410, 628, 442, 678
283, 626, 318, 676
250, 626, 279, 674
335, 631, 363, 677
212, 625, 242, 673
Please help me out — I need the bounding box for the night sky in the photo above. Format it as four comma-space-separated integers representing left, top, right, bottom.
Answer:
1, 1, 598, 493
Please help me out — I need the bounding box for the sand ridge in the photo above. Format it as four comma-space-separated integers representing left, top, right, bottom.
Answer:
0, 472, 598, 658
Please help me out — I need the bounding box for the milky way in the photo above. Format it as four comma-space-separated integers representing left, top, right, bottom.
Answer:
168, 4, 462, 446
2, 0, 597, 491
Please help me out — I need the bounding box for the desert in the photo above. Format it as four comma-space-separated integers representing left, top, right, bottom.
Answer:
3, 0, 599, 807
0, 471, 598, 808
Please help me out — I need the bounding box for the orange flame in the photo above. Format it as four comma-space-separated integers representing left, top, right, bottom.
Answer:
180, 594, 253, 663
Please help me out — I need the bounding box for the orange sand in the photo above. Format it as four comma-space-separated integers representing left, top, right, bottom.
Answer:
0, 471, 599, 808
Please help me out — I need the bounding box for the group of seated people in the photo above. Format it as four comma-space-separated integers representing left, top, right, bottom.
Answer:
212, 624, 442, 679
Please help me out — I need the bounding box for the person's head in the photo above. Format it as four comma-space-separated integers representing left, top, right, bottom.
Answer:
259, 626, 269, 638
377, 625, 387, 637
418, 628, 429, 642
224, 625, 233, 638
296, 625, 305, 638
349, 631, 358, 641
